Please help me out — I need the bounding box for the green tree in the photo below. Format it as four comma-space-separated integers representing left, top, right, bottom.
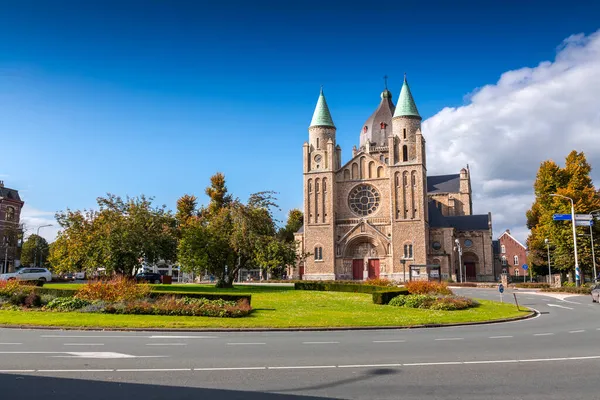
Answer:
20, 234, 50, 267
278, 209, 303, 242
527, 151, 600, 280
49, 194, 178, 276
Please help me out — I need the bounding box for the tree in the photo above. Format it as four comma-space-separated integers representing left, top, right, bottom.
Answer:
278, 209, 303, 243
177, 174, 296, 287
49, 194, 178, 276
526, 151, 600, 280
20, 234, 49, 267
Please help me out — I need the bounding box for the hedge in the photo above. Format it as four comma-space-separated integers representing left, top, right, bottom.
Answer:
541, 287, 591, 295
514, 283, 550, 289
294, 282, 408, 304
35, 287, 251, 305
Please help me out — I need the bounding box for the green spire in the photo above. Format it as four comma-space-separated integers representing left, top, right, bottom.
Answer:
309, 87, 335, 128
393, 74, 421, 119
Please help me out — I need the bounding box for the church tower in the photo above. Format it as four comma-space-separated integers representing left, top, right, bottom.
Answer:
302, 88, 338, 280
388, 75, 429, 275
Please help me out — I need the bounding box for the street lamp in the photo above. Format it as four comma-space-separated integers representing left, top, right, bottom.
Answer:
550, 194, 579, 286
34, 224, 53, 268
590, 209, 600, 283
400, 258, 407, 283
544, 239, 552, 285
454, 239, 463, 283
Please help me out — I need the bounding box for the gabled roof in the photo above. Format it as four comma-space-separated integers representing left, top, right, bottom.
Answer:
427, 174, 460, 194
497, 230, 527, 250
309, 88, 335, 128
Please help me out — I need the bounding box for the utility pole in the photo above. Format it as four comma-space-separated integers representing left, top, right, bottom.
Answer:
551, 194, 580, 286
591, 210, 599, 283
455, 239, 463, 283
545, 239, 552, 285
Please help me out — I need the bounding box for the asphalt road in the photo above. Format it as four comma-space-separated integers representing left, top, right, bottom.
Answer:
1, 287, 599, 400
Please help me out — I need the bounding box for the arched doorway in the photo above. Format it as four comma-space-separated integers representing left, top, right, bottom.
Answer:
344, 237, 382, 280
463, 252, 479, 282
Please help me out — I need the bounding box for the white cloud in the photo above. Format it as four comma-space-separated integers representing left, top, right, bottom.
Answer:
20, 205, 59, 242
423, 30, 600, 244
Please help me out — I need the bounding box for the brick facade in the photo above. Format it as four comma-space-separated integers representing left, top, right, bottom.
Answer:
0, 181, 24, 273
498, 230, 528, 277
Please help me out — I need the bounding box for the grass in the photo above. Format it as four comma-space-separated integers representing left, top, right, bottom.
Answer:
0, 284, 530, 329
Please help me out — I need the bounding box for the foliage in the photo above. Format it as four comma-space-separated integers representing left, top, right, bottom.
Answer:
526, 151, 600, 278
541, 286, 592, 294
365, 278, 396, 287
405, 281, 453, 295
20, 234, 50, 267
23, 293, 42, 308
294, 281, 409, 304
45, 297, 92, 312
104, 296, 251, 318
0, 280, 30, 298
513, 283, 550, 288
372, 290, 407, 305
389, 294, 477, 310
49, 194, 178, 276
75, 276, 152, 302
278, 209, 303, 242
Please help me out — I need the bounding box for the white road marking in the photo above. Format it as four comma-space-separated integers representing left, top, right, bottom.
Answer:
569, 330, 585, 333
302, 341, 340, 345
404, 362, 462, 366
533, 333, 555, 336
489, 336, 513, 339
339, 363, 402, 368
38, 369, 115, 372
194, 367, 267, 371
268, 365, 337, 370
0, 370, 35, 373
0, 343, 22, 345
547, 304, 574, 310
226, 342, 266, 346
463, 360, 518, 364
116, 368, 191, 372
41, 335, 139, 338
372, 340, 406, 343
145, 343, 187, 346
63, 343, 104, 346
148, 336, 217, 339
434, 338, 464, 341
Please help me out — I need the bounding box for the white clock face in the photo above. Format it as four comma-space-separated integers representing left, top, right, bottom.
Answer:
314, 154, 322, 163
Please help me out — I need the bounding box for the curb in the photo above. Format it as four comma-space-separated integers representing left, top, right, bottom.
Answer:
0, 309, 537, 333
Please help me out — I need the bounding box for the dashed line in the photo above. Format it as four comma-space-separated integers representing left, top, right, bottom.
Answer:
268, 365, 337, 370
372, 340, 406, 343
116, 368, 192, 372
226, 343, 266, 346
569, 330, 585, 333
194, 367, 266, 371
489, 336, 513, 339
145, 343, 187, 346
339, 363, 402, 368
435, 338, 464, 341
63, 343, 105, 346
404, 362, 462, 366
38, 369, 114, 372
0, 343, 22, 345
533, 333, 555, 336
302, 341, 340, 345
149, 336, 217, 339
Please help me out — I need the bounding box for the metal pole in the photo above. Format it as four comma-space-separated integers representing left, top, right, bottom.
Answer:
546, 242, 552, 285
570, 199, 580, 287
591, 222, 597, 283
458, 248, 463, 283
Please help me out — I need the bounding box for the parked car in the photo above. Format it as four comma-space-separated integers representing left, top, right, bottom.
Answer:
591, 284, 600, 303
134, 272, 163, 284
0, 268, 53, 283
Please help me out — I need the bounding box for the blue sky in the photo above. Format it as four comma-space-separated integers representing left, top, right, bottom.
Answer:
1, 1, 600, 241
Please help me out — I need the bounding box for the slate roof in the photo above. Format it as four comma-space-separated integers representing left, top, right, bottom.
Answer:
0, 186, 22, 202
393, 75, 421, 119
427, 174, 460, 194
428, 200, 489, 231
359, 89, 396, 148
309, 88, 335, 128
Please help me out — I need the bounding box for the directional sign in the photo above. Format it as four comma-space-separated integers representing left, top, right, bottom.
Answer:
575, 214, 593, 221
498, 284, 504, 294
522, 264, 529, 271
575, 219, 594, 227
553, 214, 571, 221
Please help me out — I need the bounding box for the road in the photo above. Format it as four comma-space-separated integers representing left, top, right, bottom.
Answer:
1, 287, 599, 399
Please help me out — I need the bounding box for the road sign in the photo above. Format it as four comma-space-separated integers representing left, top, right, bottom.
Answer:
553, 214, 571, 221
498, 284, 504, 294
575, 219, 594, 227
575, 214, 593, 221
522, 264, 529, 271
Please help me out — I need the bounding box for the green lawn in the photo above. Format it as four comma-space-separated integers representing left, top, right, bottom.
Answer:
0, 284, 530, 329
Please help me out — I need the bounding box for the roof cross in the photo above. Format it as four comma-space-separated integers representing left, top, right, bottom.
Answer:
383, 75, 388, 89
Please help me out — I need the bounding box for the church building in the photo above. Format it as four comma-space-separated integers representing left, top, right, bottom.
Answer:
294, 77, 495, 282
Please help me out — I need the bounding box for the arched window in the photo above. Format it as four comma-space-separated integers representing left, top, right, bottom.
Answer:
403, 128, 407, 139
501, 245, 506, 254
402, 145, 408, 162
314, 246, 323, 261
5, 206, 15, 221
513, 255, 519, 266
403, 243, 413, 259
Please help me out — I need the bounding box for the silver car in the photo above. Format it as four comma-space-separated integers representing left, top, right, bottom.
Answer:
591, 284, 600, 303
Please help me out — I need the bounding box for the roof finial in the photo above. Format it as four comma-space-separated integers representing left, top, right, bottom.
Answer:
320, 84, 323, 94
383, 75, 388, 89
404, 72, 407, 82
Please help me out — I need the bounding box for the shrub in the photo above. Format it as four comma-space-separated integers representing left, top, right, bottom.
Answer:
45, 297, 92, 312
23, 293, 42, 308
365, 278, 396, 287
295, 281, 408, 304
389, 294, 477, 311
0, 280, 31, 298
403, 294, 438, 308
40, 294, 58, 306
541, 286, 591, 294
78, 301, 109, 313
514, 283, 550, 289
102, 296, 252, 318
75, 276, 151, 302
9, 293, 28, 306
405, 281, 453, 296
429, 296, 478, 311
372, 289, 408, 305
447, 282, 478, 287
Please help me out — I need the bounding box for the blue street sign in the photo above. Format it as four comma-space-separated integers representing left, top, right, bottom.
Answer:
498, 284, 504, 294
553, 214, 572, 221
522, 264, 529, 271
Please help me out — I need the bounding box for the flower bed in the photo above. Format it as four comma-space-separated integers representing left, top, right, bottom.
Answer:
389, 294, 478, 311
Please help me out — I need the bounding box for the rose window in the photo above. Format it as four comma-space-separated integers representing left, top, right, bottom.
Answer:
348, 184, 380, 216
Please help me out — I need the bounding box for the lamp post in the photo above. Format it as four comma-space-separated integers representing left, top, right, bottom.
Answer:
34, 224, 53, 268
454, 239, 463, 283
544, 238, 552, 285
550, 194, 579, 286
400, 259, 406, 283
590, 209, 600, 283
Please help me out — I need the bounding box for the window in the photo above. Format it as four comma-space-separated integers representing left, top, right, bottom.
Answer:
403, 128, 407, 139
501, 256, 507, 266
464, 239, 473, 248
501, 245, 506, 254
348, 184, 381, 216
402, 145, 408, 162
515, 268, 520, 276
403, 244, 413, 259
513, 255, 519, 266
316, 138, 320, 149
5, 206, 15, 221
314, 247, 323, 261
432, 241, 442, 251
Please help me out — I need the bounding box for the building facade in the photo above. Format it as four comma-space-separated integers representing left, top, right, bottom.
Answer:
0, 181, 24, 273
497, 230, 528, 278
295, 77, 495, 282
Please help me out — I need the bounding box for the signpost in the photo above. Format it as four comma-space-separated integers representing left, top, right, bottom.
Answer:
522, 264, 529, 283
553, 214, 572, 221
498, 283, 504, 303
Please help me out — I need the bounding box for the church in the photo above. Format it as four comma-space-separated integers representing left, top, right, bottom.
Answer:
294, 76, 495, 282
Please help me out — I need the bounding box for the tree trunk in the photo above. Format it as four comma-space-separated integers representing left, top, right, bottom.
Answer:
215, 279, 233, 288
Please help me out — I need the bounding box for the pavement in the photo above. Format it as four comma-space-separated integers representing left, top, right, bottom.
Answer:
1, 287, 599, 399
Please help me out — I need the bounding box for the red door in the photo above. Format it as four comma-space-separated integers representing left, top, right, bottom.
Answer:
352, 260, 363, 280
299, 266, 305, 280
368, 259, 380, 279
465, 262, 476, 281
